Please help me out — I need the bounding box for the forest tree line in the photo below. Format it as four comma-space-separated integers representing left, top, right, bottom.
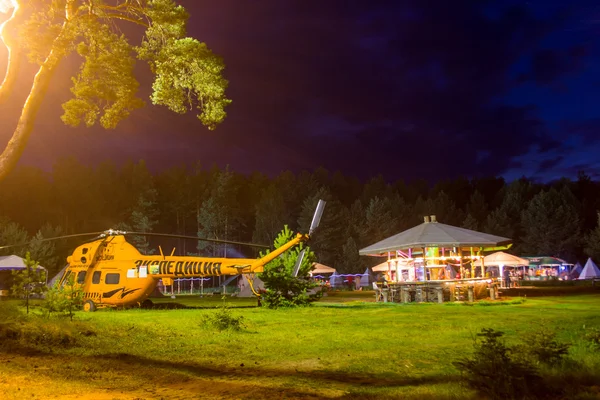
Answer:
1, 157, 600, 277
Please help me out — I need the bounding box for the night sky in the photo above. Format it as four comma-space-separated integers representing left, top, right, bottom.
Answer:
2, 0, 600, 183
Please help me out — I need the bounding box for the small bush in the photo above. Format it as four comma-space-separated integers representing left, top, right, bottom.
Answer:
514, 326, 570, 365
583, 327, 600, 351
454, 328, 543, 400
0, 301, 93, 349
201, 305, 246, 332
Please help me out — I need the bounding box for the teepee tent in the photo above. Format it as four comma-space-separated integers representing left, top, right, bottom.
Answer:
570, 262, 583, 279
578, 258, 600, 280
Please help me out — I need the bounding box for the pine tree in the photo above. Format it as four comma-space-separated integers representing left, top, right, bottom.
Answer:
462, 214, 479, 231
259, 226, 318, 308
197, 167, 241, 256
521, 187, 580, 257
11, 252, 46, 315
340, 237, 362, 274
584, 212, 600, 261
253, 184, 289, 246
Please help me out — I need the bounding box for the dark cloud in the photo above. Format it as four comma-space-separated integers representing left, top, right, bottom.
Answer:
537, 156, 565, 173
518, 47, 587, 84
2, 0, 596, 182
560, 119, 600, 145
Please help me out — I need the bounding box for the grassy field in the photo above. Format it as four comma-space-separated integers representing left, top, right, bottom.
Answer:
1, 293, 600, 399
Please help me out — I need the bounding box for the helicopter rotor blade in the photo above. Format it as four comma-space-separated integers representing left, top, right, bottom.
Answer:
292, 248, 307, 277
309, 200, 326, 236
0, 232, 104, 251
122, 232, 271, 249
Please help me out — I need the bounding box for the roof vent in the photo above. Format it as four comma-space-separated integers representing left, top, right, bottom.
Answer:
430, 215, 437, 223
424, 216, 430, 223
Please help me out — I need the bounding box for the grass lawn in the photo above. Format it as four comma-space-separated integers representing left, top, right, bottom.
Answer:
1, 293, 600, 399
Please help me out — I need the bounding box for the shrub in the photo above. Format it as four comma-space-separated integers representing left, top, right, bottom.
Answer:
514, 326, 570, 365
584, 327, 600, 351
0, 302, 94, 349
454, 328, 542, 400
201, 305, 246, 332
259, 226, 322, 309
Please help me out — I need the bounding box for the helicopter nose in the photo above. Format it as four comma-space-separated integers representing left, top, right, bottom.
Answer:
67, 256, 73, 264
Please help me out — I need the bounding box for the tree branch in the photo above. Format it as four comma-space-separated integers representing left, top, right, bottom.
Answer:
97, 12, 149, 28
0, 0, 22, 105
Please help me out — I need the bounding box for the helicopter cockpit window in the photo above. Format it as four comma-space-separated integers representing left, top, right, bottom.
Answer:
60, 271, 72, 288
92, 271, 101, 284
105, 273, 120, 285
82, 248, 88, 255
77, 271, 86, 284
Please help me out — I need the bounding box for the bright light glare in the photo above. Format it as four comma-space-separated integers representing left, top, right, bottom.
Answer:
0, 0, 15, 14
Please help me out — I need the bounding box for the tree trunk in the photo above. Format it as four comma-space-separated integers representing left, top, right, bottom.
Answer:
0, 54, 62, 181
0, 2, 22, 105
0, 8, 67, 182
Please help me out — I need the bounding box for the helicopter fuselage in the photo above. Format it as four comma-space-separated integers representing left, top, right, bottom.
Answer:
59, 233, 306, 310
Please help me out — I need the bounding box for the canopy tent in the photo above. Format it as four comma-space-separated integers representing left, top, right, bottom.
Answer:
372, 259, 412, 272
310, 263, 336, 276
0, 255, 47, 295
570, 262, 583, 279
522, 256, 571, 267
578, 258, 600, 280
473, 252, 529, 267
359, 217, 511, 256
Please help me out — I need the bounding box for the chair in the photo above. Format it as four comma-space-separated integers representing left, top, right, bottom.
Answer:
372, 282, 383, 302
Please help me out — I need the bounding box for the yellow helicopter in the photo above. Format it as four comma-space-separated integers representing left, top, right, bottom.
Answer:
2, 200, 326, 311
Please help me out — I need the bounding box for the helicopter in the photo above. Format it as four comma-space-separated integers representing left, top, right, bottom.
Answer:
0, 200, 326, 311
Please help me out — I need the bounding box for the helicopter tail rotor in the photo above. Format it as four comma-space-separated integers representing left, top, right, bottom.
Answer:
292, 248, 307, 277
309, 200, 326, 236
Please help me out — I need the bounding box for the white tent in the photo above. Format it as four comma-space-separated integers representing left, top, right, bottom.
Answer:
578, 258, 600, 280
237, 274, 265, 297
310, 263, 336, 276
0, 255, 47, 296
473, 252, 529, 267
371, 259, 412, 272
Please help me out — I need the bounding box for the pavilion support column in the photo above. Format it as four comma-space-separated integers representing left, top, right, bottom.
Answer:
436, 287, 443, 303
459, 248, 464, 279
470, 247, 475, 279
468, 286, 474, 302
423, 247, 427, 281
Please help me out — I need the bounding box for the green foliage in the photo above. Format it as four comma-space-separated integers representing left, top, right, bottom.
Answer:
11, 252, 47, 315
520, 187, 580, 257
197, 167, 241, 256
0, 218, 28, 257
41, 275, 83, 321
137, 0, 231, 129
340, 236, 362, 274
259, 226, 320, 309
584, 212, 600, 261
62, 21, 145, 129
42, 272, 84, 321
19, 0, 229, 131
583, 327, 600, 351
514, 326, 571, 365
454, 328, 542, 400
200, 304, 246, 332
0, 301, 93, 350
253, 184, 289, 246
